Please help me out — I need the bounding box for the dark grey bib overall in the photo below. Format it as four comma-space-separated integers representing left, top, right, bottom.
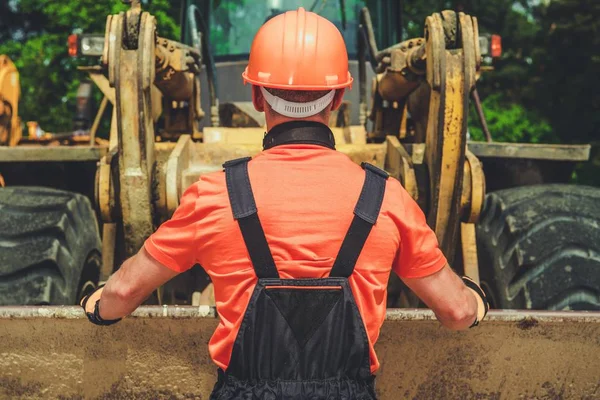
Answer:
210, 122, 388, 400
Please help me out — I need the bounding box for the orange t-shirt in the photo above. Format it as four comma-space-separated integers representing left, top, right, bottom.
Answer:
144, 144, 446, 373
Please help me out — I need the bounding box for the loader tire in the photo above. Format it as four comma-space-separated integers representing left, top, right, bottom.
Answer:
0, 186, 102, 305
476, 184, 600, 311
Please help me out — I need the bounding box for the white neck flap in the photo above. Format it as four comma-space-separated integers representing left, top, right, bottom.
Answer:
260, 87, 335, 118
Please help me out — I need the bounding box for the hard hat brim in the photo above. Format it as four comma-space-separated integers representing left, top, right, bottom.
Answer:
242, 72, 353, 91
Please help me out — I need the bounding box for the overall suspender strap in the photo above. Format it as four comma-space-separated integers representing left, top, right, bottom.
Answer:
330, 163, 389, 278
224, 157, 280, 279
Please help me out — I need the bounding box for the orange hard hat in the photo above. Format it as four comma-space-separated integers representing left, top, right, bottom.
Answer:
242, 7, 352, 90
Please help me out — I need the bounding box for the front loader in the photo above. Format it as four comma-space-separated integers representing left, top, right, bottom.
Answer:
87, 0, 600, 311
1, 1, 599, 398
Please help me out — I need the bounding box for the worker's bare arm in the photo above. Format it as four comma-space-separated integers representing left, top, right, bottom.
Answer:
97, 247, 178, 320
401, 264, 478, 330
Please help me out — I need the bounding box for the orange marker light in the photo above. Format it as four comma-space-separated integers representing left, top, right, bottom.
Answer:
68, 34, 79, 57
491, 34, 502, 58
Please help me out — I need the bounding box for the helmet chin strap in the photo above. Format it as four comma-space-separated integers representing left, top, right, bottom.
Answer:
260, 87, 335, 119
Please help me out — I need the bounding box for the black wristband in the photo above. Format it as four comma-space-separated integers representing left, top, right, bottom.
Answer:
81, 286, 122, 326
462, 276, 489, 327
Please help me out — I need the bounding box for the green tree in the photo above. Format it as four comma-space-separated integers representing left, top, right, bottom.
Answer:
468, 93, 555, 143
532, 0, 600, 184
0, 0, 179, 133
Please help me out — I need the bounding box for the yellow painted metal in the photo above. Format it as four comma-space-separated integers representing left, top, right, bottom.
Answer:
468, 141, 591, 161
0, 145, 107, 162
461, 222, 480, 283
430, 53, 465, 249
80, 66, 115, 105
385, 136, 418, 200
165, 134, 192, 214
0, 55, 22, 146
421, 12, 479, 262
155, 141, 388, 208
100, 223, 117, 282
464, 150, 485, 223
108, 9, 157, 257
89, 96, 108, 145
203, 125, 367, 146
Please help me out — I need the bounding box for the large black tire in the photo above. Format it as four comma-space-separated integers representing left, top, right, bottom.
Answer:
476, 184, 600, 311
0, 187, 102, 305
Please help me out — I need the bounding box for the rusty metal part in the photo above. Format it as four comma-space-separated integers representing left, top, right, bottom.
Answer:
96, 150, 118, 224
368, 38, 427, 140
367, 10, 484, 253
376, 44, 423, 102
106, 8, 156, 257
467, 151, 485, 222
0, 55, 22, 147
79, 66, 115, 105
100, 223, 117, 281
406, 42, 427, 74
154, 37, 200, 76
385, 136, 417, 200
153, 36, 203, 138
154, 50, 194, 101
469, 141, 591, 161
97, 158, 113, 222
153, 139, 387, 209
165, 135, 192, 214
202, 126, 367, 146
472, 17, 481, 71
100, 1, 204, 149
0, 307, 599, 399
398, 103, 408, 138
151, 142, 171, 224
159, 76, 202, 139
96, 109, 118, 225
150, 122, 376, 220
0, 173, 4, 187
418, 11, 479, 262
461, 222, 480, 283
0, 145, 106, 162
89, 96, 108, 145
461, 150, 485, 223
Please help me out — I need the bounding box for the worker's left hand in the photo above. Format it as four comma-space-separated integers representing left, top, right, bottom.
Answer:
80, 286, 121, 326
80, 286, 104, 313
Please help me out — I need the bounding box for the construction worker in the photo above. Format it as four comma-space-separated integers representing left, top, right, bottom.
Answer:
81, 7, 488, 399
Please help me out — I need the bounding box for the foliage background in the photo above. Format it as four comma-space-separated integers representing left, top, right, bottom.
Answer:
0, 0, 180, 134
0, 0, 598, 185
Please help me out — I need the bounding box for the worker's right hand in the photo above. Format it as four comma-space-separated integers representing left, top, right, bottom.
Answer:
462, 276, 489, 327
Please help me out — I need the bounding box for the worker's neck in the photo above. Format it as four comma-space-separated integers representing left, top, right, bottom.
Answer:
265, 114, 329, 132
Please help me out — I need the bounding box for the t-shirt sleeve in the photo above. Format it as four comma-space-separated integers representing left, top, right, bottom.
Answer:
390, 181, 447, 279
144, 183, 201, 273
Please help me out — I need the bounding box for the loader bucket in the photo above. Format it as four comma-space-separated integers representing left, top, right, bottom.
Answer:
0, 307, 598, 399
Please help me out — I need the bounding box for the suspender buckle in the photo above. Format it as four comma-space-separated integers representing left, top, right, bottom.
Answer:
223, 157, 253, 169
361, 162, 389, 179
